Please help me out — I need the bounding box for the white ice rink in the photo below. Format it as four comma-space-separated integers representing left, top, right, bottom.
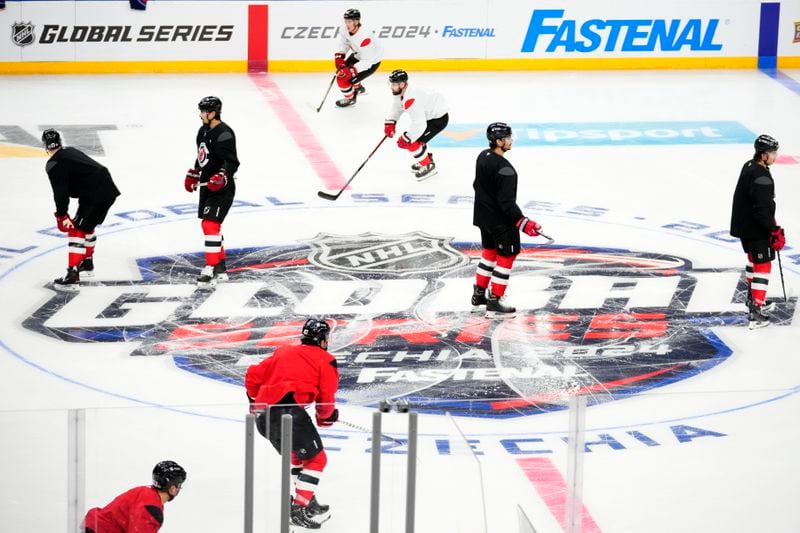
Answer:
1, 69, 799, 532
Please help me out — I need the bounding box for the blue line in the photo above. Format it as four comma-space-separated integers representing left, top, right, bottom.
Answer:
760, 68, 800, 97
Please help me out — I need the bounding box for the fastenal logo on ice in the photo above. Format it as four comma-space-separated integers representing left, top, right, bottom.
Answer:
521, 9, 723, 53
23, 232, 796, 418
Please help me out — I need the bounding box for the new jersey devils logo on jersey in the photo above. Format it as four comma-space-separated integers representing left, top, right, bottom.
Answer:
197, 142, 209, 167
22, 233, 796, 417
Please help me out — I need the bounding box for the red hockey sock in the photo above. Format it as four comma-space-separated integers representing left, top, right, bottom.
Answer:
750, 260, 771, 306
490, 254, 516, 297
475, 249, 497, 289
84, 232, 96, 258
201, 219, 224, 267
67, 229, 87, 268
295, 450, 327, 507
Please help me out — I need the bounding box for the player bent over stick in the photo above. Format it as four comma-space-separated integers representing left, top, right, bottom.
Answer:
472, 122, 545, 318
245, 319, 340, 529
383, 69, 449, 181
333, 8, 383, 108
43, 129, 121, 291
184, 96, 240, 288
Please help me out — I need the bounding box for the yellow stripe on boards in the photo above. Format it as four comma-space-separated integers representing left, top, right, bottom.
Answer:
0, 60, 247, 75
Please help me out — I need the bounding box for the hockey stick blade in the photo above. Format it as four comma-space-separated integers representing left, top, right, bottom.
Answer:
315, 135, 388, 202
537, 231, 555, 245
317, 190, 341, 201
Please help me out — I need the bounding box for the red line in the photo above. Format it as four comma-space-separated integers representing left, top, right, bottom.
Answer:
517, 457, 602, 532
249, 73, 347, 190
227, 258, 309, 273
247, 5, 268, 72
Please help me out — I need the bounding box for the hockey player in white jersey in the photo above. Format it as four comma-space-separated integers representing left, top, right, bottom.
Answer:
334, 8, 384, 108
383, 69, 450, 181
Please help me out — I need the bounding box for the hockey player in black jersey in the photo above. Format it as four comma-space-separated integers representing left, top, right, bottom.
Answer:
730, 134, 786, 329
42, 129, 121, 291
184, 96, 240, 287
472, 123, 544, 318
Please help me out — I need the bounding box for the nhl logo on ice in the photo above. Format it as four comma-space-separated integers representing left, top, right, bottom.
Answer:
11, 22, 35, 47
307, 232, 469, 275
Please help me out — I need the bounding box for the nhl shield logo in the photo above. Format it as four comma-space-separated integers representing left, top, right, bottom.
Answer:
307, 231, 470, 275
11, 22, 35, 47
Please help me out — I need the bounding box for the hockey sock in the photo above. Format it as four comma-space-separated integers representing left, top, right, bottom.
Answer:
84, 232, 96, 258
201, 219, 224, 267
67, 229, 87, 268
336, 77, 355, 99
750, 260, 771, 306
475, 248, 497, 289
489, 254, 516, 297
411, 143, 430, 166
295, 450, 327, 507
291, 452, 303, 496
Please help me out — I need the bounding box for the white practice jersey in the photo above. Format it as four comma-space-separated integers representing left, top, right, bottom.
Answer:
387, 85, 449, 142
336, 23, 383, 70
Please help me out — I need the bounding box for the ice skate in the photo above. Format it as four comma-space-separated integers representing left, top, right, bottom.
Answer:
335, 93, 357, 108
414, 161, 437, 181
77, 257, 94, 278
53, 267, 80, 292
290, 502, 328, 529
307, 495, 330, 517
485, 293, 516, 318
471, 284, 488, 309
748, 303, 770, 330
213, 260, 228, 282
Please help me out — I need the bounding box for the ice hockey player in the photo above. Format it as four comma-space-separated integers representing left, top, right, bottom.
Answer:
82, 460, 186, 533
184, 96, 240, 288
730, 134, 786, 329
42, 128, 121, 291
334, 8, 383, 108
383, 69, 449, 181
245, 319, 339, 529
472, 122, 544, 318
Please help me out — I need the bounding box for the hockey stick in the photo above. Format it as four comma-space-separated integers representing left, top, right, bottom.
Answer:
338, 418, 407, 447
316, 75, 337, 113
317, 135, 388, 201
537, 230, 555, 245
777, 250, 787, 303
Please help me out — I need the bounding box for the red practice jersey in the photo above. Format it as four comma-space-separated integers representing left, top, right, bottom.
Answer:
83, 485, 164, 533
245, 343, 339, 419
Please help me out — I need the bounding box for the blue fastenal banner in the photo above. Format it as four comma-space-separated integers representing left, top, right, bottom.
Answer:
432, 121, 756, 148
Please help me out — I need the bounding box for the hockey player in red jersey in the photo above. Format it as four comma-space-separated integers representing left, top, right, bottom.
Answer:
334, 8, 383, 108
82, 460, 186, 533
184, 96, 240, 288
730, 134, 785, 329
383, 69, 449, 181
472, 123, 544, 318
42, 128, 121, 291
245, 319, 339, 529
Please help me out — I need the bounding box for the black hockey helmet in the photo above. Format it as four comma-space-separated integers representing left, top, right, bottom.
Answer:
343, 8, 361, 21
198, 96, 222, 115
41, 128, 62, 151
754, 134, 779, 153
389, 69, 409, 84
301, 318, 331, 347
487, 122, 513, 144
152, 460, 186, 490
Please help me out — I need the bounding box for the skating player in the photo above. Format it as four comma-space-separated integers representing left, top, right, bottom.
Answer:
334, 8, 383, 108
383, 69, 449, 181
184, 96, 240, 287
472, 122, 544, 318
42, 128, 121, 291
245, 319, 339, 529
730, 134, 786, 329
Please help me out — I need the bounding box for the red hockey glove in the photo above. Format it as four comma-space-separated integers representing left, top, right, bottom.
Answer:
334, 52, 346, 71
184, 168, 200, 192
54, 212, 74, 232
517, 217, 542, 237
384, 120, 396, 138
770, 226, 786, 251
316, 408, 339, 427
207, 170, 228, 192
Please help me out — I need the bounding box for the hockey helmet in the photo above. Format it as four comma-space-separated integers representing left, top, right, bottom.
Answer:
487, 122, 513, 143
388, 69, 409, 84
152, 460, 187, 490
754, 134, 779, 153
343, 8, 361, 21
198, 96, 222, 115
41, 128, 62, 151
301, 318, 331, 347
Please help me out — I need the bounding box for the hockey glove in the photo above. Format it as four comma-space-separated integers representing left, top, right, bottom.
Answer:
334, 52, 346, 71
384, 120, 397, 138
517, 217, 542, 237
54, 212, 74, 233
316, 408, 339, 427
184, 168, 200, 192
207, 170, 228, 192
770, 226, 786, 251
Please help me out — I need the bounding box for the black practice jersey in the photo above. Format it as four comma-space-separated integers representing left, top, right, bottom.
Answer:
730, 160, 777, 240
194, 122, 239, 182
472, 149, 524, 228
45, 147, 121, 216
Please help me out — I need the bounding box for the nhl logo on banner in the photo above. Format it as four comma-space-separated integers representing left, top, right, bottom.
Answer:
11, 22, 35, 47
